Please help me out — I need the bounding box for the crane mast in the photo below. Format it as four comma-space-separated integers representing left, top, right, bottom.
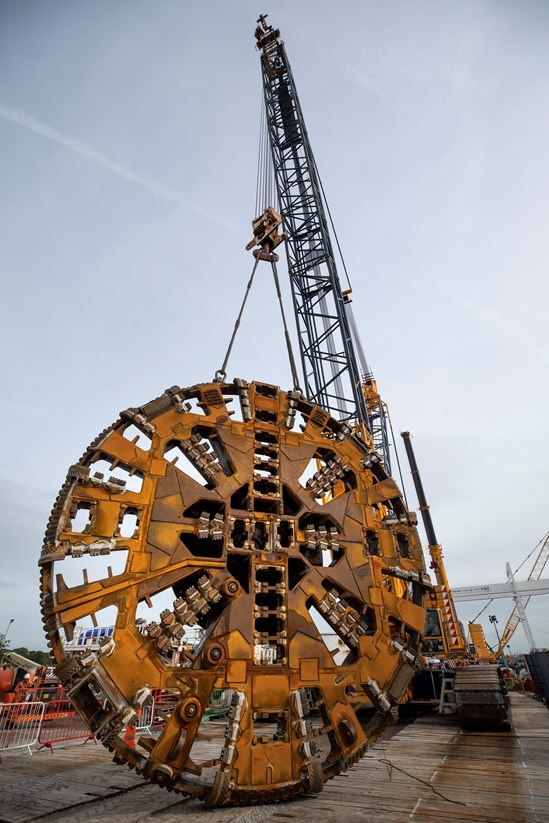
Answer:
254, 16, 391, 470
401, 431, 466, 655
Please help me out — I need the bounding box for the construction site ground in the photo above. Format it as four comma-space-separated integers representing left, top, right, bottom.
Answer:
0, 693, 547, 823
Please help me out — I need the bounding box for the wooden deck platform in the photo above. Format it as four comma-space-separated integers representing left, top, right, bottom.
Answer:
0, 693, 547, 823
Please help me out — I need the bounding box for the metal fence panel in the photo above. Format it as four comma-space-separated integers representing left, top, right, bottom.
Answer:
37, 699, 94, 751
0, 701, 45, 755
136, 698, 154, 733
151, 691, 179, 730
149, 689, 230, 731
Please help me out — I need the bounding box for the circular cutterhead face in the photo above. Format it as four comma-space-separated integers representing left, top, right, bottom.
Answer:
40, 379, 429, 806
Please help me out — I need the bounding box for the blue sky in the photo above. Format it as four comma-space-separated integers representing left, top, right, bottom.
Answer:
1, 0, 548, 654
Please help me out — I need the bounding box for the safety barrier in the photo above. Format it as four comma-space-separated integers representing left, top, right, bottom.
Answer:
0, 701, 45, 755
37, 700, 94, 752
1, 689, 230, 759
151, 691, 179, 730
136, 698, 154, 733
31, 684, 67, 704
148, 689, 229, 731
106, 688, 231, 736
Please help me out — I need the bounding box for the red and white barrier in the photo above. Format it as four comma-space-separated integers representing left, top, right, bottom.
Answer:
1, 687, 228, 757
151, 691, 179, 730
37, 699, 94, 752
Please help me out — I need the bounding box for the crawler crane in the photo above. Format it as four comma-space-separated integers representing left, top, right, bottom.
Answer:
400, 432, 509, 726
39, 18, 434, 806
251, 16, 513, 724
251, 16, 509, 729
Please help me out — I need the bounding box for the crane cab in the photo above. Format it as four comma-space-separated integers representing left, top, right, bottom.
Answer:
421, 607, 447, 657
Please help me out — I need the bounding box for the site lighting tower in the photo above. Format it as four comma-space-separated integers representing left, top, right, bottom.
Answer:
489, 615, 507, 664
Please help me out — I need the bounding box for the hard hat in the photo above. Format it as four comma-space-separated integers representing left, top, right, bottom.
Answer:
23, 673, 31, 680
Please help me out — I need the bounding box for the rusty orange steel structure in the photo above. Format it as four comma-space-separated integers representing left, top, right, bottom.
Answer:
40, 381, 431, 805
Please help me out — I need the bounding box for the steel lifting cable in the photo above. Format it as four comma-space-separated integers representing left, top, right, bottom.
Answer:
271, 257, 301, 392
214, 255, 261, 383
513, 531, 548, 575
387, 417, 407, 509
255, 97, 264, 218
214, 254, 302, 394
469, 530, 548, 624
256, 97, 274, 216
264, 111, 274, 208
256, 98, 265, 215
262, 109, 268, 208
218, 92, 297, 387
311, 152, 353, 293
470, 598, 494, 625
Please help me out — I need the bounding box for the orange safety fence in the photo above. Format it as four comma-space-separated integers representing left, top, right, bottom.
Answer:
32, 684, 68, 704
2, 687, 231, 759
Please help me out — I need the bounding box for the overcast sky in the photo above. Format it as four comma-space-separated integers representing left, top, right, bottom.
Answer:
1, 0, 548, 655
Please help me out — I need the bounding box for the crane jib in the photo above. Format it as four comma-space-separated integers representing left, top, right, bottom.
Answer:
257, 23, 372, 433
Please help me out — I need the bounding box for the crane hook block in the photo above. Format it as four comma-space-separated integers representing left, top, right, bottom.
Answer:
246, 206, 287, 254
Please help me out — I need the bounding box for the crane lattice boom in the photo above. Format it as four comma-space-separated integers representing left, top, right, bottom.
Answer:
496, 532, 549, 654
255, 17, 388, 458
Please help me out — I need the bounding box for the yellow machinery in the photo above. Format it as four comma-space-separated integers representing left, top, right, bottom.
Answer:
400, 432, 466, 658
468, 624, 496, 662
40, 381, 431, 805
